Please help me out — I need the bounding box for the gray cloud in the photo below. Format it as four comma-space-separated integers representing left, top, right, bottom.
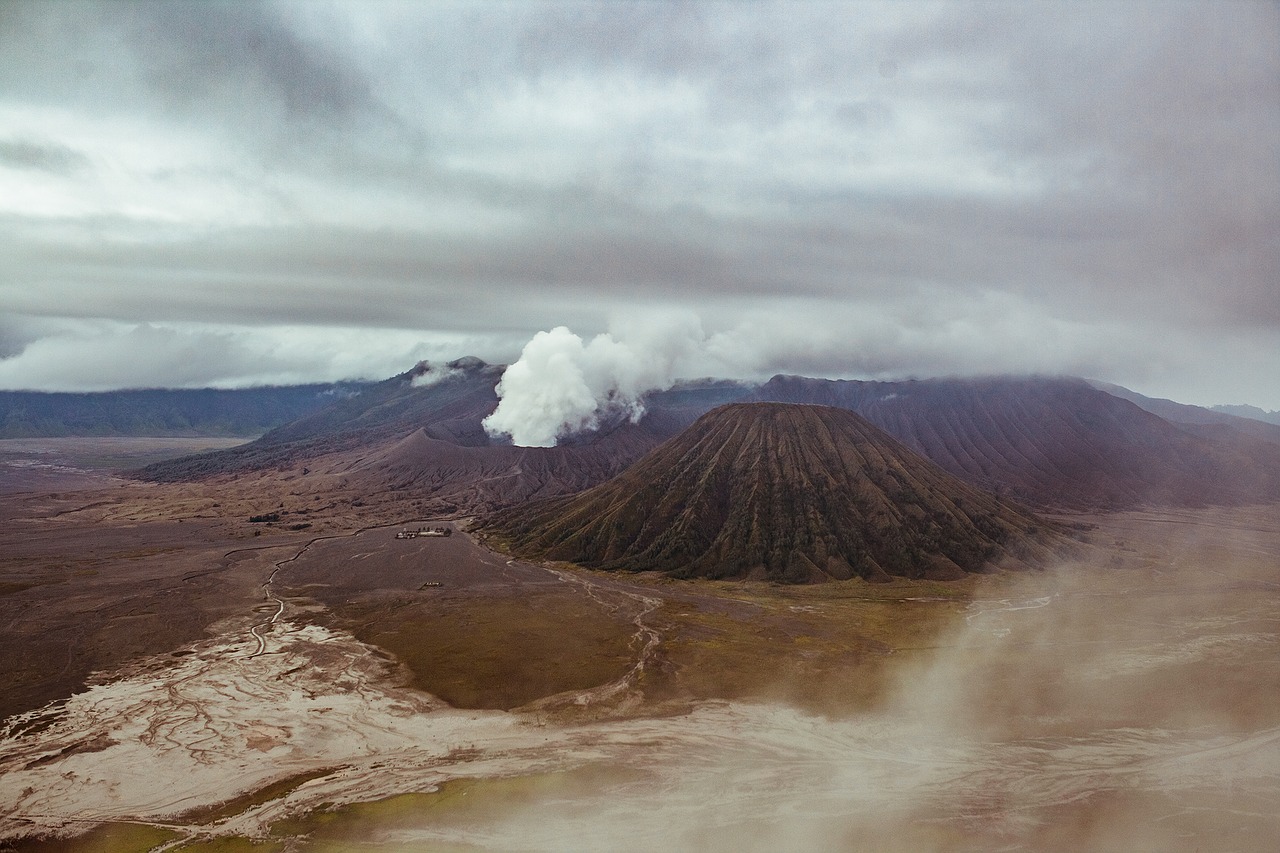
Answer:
0, 1, 1276, 407
0, 0, 418, 161
0, 138, 89, 173
132, 2, 374, 122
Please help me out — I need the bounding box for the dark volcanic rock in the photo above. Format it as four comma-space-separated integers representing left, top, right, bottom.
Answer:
328, 423, 683, 516
485, 403, 1061, 583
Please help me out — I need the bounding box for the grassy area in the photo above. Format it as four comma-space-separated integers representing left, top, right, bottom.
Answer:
267, 766, 647, 850
343, 545, 982, 717
4, 822, 181, 853
638, 576, 973, 716
346, 590, 637, 710
174, 838, 282, 852
384, 557, 986, 718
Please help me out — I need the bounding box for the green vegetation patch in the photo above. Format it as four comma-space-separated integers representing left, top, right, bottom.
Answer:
99, 547, 183, 561
348, 590, 635, 710
5, 822, 181, 853
269, 766, 646, 850
174, 837, 283, 853
638, 576, 972, 716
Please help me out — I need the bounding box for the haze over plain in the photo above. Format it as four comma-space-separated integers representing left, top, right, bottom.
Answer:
1, 1, 1277, 409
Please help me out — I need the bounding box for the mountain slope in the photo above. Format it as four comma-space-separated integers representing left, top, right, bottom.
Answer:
312, 427, 665, 516
756, 376, 1280, 509
485, 403, 1062, 583
136, 361, 753, 514
137, 359, 506, 481
1089, 381, 1280, 446
135, 365, 1280, 515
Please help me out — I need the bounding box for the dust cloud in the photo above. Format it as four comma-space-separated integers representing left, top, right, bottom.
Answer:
422, 534, 1279, 853
1, 508, 1277, 850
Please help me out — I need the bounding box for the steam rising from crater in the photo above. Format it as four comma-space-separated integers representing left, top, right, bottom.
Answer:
483, 318, 704, 447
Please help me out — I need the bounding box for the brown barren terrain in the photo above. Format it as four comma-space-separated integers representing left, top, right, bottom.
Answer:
0, 439, 1277, 851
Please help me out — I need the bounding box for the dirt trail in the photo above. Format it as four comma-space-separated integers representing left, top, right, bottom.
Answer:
532, 567, 665, 715
246, 566, 285, 658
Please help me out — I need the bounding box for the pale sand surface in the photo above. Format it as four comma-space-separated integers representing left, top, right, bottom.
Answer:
1, 505, 1278, 851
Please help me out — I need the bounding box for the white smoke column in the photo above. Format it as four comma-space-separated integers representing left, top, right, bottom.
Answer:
483, 318, 703, 447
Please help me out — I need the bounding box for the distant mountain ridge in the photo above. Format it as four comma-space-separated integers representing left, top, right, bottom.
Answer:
137, 360, 507, 480
484, 403, 1065, 583
1209, 404, 1280, 427
0, 384, 369, 438
132, 360, 1280, 514
1086, 381, 1280, 444
754, 375, 1280, 509
137, 361, 751, 517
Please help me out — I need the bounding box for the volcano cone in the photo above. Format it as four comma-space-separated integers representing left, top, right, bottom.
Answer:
485, 403, 1061, 582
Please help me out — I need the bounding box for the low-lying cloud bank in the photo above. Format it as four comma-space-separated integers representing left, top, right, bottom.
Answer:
1, 2, 1275, 410
0, 318, 512, 392
4, 299, 1280, 415
480, 301, 1280, 445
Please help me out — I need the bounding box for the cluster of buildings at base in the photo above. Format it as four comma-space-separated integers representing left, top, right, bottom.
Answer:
395, 526, 452, 539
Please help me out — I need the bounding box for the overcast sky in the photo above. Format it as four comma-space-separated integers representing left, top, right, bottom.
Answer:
1, 0, 1277, 407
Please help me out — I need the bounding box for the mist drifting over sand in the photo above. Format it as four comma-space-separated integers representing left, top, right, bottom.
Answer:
2, 508, 1276, 850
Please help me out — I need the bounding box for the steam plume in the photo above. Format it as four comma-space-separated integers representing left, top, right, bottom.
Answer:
483, 319, 702, 447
